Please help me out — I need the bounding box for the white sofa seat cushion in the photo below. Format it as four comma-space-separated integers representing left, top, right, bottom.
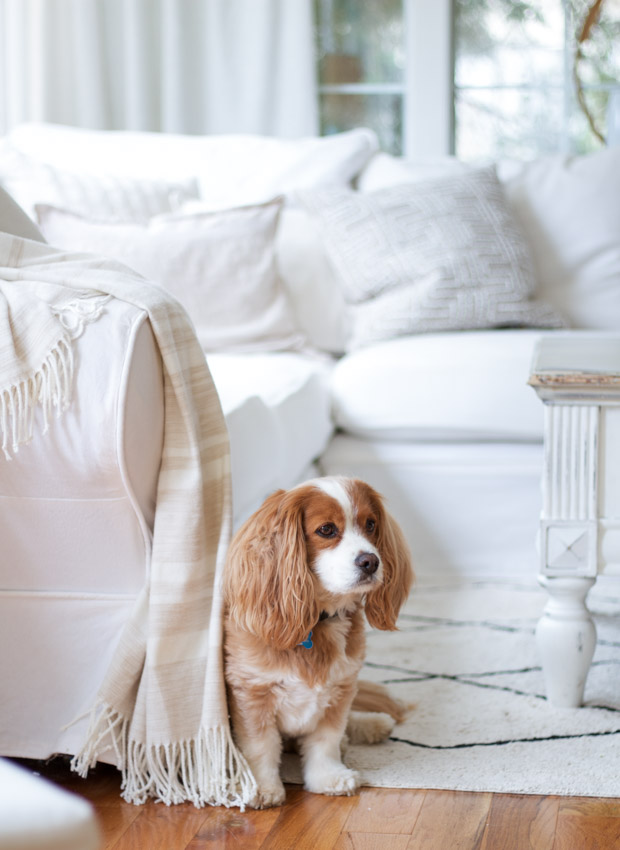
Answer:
330, 329, 548, 442
208, 352, 334, 525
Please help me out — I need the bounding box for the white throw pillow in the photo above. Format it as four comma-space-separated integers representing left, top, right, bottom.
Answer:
301, 167, 565, 350
356, 151, 471, 192
502, 145, 620, 330
0, 149, 199, 221
36, 200, 306, 353
0, 184, 45, 242
276, 207, 351, 354
8, 123, 379, 208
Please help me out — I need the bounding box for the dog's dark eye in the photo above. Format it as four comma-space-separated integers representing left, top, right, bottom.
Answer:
366, 518, 376, 533
316, 523, 338, 538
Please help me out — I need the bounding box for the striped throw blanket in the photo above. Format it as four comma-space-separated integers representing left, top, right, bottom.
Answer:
0, 233, 256, 807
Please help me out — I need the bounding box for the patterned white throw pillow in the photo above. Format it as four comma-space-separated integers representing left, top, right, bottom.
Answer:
301, 167, 566, 350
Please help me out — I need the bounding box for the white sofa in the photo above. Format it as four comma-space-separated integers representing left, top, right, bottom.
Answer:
0, 123, 618, 764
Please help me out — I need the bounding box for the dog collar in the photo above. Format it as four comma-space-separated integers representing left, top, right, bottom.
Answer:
297, 611, 337, 649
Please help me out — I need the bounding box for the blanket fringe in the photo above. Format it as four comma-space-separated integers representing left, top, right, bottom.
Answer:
0, 292, 111, 459
71, 704, 257, 810
0, 336, 74, 460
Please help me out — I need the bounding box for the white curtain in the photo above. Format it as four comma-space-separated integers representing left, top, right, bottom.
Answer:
0, 0, 319, 137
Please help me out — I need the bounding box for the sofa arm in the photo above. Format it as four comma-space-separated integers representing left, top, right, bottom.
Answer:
0, 297, 165, 762
0, 297, 164, 596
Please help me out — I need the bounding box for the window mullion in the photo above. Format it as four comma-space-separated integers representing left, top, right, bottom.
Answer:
404, 0, 454, 158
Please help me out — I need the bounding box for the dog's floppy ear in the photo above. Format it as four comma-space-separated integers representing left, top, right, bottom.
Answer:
223, 488, 319, 650
364, 500, 413, 631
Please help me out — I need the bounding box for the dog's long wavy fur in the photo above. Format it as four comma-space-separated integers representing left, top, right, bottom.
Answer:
222, 477, 413, 808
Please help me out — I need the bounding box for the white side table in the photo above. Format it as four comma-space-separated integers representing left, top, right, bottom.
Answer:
529, 336, 620, 708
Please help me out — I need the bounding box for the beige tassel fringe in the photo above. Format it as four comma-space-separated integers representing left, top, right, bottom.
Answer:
0, 336, 74, 460
71, 704, 257, 810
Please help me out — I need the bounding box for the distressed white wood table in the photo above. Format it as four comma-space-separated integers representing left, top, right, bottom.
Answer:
529, 336, 620, 707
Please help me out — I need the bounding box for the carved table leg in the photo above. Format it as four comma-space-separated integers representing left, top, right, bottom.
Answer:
536, 576, 597, 708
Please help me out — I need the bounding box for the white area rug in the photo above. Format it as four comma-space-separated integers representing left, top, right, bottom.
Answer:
282, 576, 620, 797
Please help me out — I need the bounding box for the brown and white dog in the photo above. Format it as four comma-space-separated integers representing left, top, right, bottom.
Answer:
223, 476, 413, 808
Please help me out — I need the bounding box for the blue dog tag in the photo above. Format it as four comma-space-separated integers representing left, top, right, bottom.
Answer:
298, 630, 313, 649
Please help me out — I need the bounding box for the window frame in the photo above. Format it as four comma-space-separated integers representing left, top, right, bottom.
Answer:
404, 0, 454, 157
316, 0, 620, 159
314, 0, 454, 157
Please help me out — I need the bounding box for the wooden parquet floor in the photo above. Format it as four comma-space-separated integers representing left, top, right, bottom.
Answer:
16, 758, 620, 849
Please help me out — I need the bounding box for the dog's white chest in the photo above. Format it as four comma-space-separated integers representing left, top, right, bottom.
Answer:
245, 648, 359, 739
273, 675, 332, 737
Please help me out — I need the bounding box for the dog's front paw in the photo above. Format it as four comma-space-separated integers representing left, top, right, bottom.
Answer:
249, 780, 286, 809
305, 765, 360, 797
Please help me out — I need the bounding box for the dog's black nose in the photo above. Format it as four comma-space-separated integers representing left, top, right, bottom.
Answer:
355, 552, 379, 575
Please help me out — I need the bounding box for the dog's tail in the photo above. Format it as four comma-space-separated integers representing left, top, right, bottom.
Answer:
352, 680, 411, 724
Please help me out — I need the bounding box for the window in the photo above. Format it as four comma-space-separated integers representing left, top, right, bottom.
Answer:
455, 0, 620, 159
314, 0, 620, 160
313, 0, 405, 155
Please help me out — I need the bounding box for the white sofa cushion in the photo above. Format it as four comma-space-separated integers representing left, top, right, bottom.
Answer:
0, 184, 44, 242
301, 168, 565, 350
358, 147, 620, 333
36, 199, 305, 353
330, 329, 549, 441
276, 206, 350, 353
356, 151, 471, 191
278, 154, 472, 355
501, 145, 620, 330
5, 123, 379, 207
0, 149, 199, 221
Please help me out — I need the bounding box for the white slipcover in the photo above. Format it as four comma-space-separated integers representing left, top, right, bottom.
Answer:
0, 299, 163, 758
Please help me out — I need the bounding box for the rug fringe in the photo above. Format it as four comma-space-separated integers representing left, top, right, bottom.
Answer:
71, 703, 257, 810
